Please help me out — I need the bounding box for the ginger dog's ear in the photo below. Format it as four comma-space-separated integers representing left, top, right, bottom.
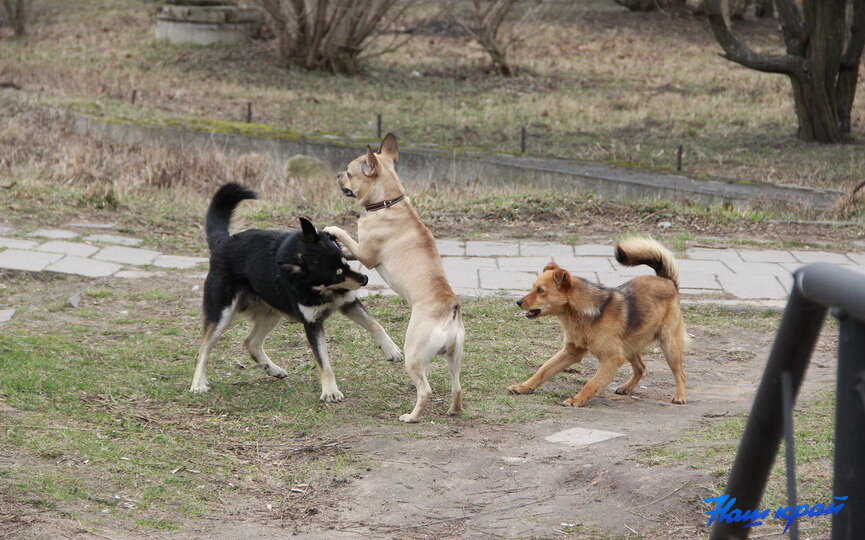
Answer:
378, 133, 399, 164
543, 262, 560, 273
551, 268, 572, 290
361, 146, 378, 177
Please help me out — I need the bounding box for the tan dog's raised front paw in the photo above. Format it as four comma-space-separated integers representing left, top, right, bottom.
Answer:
507, 384, 534, 395
322, 226, 344, 240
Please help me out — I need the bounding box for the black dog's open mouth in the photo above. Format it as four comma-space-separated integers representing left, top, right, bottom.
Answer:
341, 188, 356, 198
525, 309, 541, 319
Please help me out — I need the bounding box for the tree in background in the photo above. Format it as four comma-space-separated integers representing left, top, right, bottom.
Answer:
1, 0, 28, 38
706, 0, 865, 143
455, 0, 545, 76
254, 0, 408, 74
616, 0, 751, 17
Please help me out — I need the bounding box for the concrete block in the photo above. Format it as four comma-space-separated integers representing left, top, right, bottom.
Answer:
436, 239, 465, 256
574, 244, 614, 257
0, 308, 14, 324
26, 229, 78, 240
717, 273, 787, 300
0, 237, 39, 250
846, 253, 865, 266
790, 250, 854, 265
685, 247, 742, 264
500, 256, 552, 273
520, 241, 575, 259
479, 268, 536, 291
93, 246, 160, 265
545, 427, 624, 447
442, 260, 480, 288
46, 256, 121, 278
36, 241, 99, 258
725, 261, 790, 278
553, 257, 616, 273
739, 249, 795, 263
83, 234, 143, 247
152, 255, 209, 269
465, 240, 519, 257
0, 249, 63, 271
678, 273, 722, 290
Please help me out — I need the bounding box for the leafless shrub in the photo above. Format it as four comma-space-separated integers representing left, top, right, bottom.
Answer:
1, 0, 29, 38
253, 0, 410, 74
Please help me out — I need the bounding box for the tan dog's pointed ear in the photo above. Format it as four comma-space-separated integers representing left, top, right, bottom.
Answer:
551, 268, 572, 290
543, 262, 560, 273
379, 133, 399, 164
361, 145, 378, 177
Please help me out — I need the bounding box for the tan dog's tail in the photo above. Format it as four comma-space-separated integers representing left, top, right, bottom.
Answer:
615, 236, 679, 287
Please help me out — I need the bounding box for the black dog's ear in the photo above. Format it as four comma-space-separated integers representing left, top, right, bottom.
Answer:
299, 217, 318, 242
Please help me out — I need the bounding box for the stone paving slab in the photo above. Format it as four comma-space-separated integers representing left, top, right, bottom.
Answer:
83, 234, 143, 247
717, 273, 787, 300
678, 273, 722, 290
684, 247, 742, 263
435, 239, 465, 257
550, 257, 615, 273
791, 250, 852, 265
152, 255, 208, 269
0, 237, 39, 250
46, 256, 122, 278
26, 229, 78, 240
0, 309, 14, 324
545, 427, 624, 447
35, 241, 99, 258
479, 268, 537, 290
738, 249, 796, 263
465, 240, 518, 257
574, 244, 615, 257
502, 256, 553, 272
93, 246, 160, 265
520, 241, 575, 259
0, 249, 63, 271
66, 222, 116, 230
724, 261, 790, 278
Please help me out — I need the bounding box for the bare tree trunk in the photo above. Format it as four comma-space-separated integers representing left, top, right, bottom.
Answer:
2, 0, 27, 38
705, 0, 865, 143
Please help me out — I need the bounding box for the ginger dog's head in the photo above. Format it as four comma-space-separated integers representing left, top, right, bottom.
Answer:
516, 263, 573, 319
336, 133, 405, 206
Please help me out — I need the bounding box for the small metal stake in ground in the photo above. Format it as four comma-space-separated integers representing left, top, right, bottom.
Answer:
520, 126, 527, 154
131, 90, 137, 105
376, 113, 382, 139
246, 102, 253, 123
676, 145, 684, 172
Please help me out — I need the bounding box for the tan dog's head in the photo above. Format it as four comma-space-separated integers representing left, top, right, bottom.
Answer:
516, 263, 573, 319
336, 133, 404, 206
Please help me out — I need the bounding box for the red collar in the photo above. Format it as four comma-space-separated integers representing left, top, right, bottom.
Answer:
364, 194, 405, 212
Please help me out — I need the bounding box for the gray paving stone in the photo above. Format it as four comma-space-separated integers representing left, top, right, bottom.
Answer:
574, 244, 615, 257
93, 246, 160, 265
519, 241, 575, 259
790, 250, 854, 265
35, 241, 99, 258
612, 266, 656, 278
725, 261, 791, 278
65, 221, 116, 230
0, 237, 38, 250
596, 272, 637, 287
83, 234, 143, 247
465, 240, 519, 257
676, 259, 733, 275
152, 255, 208, 269
738, 249, 795, 263
45, 256, 121, 278
442, 260, 480, 288
114, 269, 164, 279
678, 273, 722, 290
682, 298, 787, 311
500, 256, 553, 272
26, 228, 78, 240
0, 226, 15, 235
436, 239, 465, 257
0, 249, 63, 271
717, 273, 787, 300
479, 268, 536, 290
545, 427, 624, 447
685, 247, 742, 264
0, 308, 14, 323
551, 256, 615, 273
847, 253, 865, 266
442, 256, 498, 269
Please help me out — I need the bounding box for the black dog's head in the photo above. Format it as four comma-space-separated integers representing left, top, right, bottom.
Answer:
277, 217, 368, 290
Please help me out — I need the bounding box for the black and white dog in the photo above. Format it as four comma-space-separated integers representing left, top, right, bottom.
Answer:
190, 183, 403, 402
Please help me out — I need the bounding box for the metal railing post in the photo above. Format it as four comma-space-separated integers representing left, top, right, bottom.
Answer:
711, 285, 827, 540
831, 315, 865, 539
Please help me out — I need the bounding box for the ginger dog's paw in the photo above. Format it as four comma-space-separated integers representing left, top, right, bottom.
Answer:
562, 397, 588, 407
614, 385, 632, 395
671, 396, 686, 405
398, 413, 420, 423
507, 384, 533, 395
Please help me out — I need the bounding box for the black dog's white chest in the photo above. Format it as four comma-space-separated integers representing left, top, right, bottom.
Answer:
298, 291, 357, 323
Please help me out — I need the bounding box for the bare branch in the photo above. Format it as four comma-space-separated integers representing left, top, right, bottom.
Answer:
705, 0, 804, 76
774, 0, 807, 55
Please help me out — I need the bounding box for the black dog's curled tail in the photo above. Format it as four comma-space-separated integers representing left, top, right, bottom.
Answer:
205, 183, 258, 250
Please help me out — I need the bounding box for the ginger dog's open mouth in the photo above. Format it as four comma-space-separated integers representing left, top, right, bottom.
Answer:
525, 309, 541, 319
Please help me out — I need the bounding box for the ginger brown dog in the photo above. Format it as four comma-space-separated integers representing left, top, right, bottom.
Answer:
323, 133, 464, 423
509, 237, 687, 407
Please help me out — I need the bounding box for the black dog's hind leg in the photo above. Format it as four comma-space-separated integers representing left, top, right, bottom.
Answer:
243, 311, 287, 379
339, 300, 403, 363
303, 321, 344, 403
191, 278, 238, 394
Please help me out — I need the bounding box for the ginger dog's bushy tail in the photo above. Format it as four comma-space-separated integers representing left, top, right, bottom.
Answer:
615, 236, 679, 287
205, 183, 258, 250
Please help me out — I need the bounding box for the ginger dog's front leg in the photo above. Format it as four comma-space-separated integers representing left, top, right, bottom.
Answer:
508, 346, 586, 395
323, 226, 378, 268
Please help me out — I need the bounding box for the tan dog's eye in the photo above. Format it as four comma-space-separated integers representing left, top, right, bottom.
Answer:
537, 287, 544, 294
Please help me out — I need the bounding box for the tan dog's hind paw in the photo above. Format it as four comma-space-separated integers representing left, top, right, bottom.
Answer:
562, 396, 589, 407
507, 384, 534, 395
671, 395, 686, 405
398, 413, 420, 423
614, 385, 632, 395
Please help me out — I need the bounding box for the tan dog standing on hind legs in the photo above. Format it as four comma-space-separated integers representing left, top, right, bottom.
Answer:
509, 237, 688, 407
323, 133, 464, 423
